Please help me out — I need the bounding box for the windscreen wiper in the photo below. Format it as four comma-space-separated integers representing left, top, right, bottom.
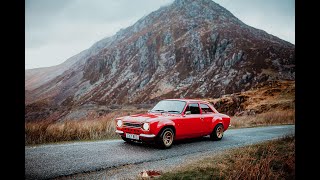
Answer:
167, 110, 180, 113
151, 109, 167, 112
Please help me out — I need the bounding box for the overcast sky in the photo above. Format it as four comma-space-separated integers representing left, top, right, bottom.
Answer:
25, 0, 295, 70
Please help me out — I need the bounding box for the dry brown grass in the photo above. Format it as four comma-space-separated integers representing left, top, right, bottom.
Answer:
204, 80, 295, 116
158, 136, 295, 180
25, 80, 294, 145
230, 109, 295, 129
25, 110, 146, 145
25, 109, 294, 145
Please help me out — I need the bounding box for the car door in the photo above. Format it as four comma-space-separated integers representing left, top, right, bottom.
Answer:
182, 103, 203, 137
200, 103, 215, 135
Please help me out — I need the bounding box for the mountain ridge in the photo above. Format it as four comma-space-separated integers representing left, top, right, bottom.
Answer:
25, 0, 295, 122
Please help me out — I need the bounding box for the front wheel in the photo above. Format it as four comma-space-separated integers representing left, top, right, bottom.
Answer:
156, 128, 174, 149
210, 124, 224, 141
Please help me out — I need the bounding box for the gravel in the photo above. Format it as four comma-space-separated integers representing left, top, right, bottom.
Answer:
25, 125, 294, 180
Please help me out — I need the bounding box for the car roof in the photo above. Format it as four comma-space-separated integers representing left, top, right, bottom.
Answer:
163, 98, 211, 104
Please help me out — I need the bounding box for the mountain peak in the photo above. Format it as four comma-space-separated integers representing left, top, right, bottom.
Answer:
171, 0, 239, 24
26, 0, 295, 122
173, 0, 217, 6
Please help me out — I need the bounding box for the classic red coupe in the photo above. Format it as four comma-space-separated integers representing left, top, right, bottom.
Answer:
115, 99, 230, 148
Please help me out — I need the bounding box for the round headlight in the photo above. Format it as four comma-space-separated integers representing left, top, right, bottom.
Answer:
116, 120, 123, 127
142, 123, 150, 131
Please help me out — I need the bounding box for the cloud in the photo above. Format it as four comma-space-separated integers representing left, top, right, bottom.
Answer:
26, 0, 174, 48
214, 0, 295, 44
26, 0, 174, 69
25, 0, 294, 69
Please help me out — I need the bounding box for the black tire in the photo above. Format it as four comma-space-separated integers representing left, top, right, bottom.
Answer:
156, 128, 174, 149
121, 136, 132, 143
210, 124, 224, 141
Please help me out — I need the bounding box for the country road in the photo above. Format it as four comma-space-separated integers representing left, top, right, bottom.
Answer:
25, 125, 294, 180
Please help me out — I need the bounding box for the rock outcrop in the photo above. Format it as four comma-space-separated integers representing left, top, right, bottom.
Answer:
25, 0, 295, 121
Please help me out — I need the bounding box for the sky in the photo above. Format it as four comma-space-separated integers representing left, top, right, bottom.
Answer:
25, 0, 295, 70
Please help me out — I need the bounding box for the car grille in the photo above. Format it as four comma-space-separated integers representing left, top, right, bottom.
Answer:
123, 122, 142, 128
123, 128, 142, 134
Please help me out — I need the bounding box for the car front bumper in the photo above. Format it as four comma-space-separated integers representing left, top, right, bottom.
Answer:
115, 130, 156, 138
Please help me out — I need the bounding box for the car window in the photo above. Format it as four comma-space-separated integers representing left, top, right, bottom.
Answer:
185, 103, 200, 114
150, 100, 186, 114
200, 104, 214, 114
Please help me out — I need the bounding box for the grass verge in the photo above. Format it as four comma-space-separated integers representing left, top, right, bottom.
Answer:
25, 111, 126, 145
158, 136, 295, 180
230, 109, 294, 129
25, 109, 294, 146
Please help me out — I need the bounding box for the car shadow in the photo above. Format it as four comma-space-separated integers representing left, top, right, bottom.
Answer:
173, 136, 212, 145
121, 135, 213, 149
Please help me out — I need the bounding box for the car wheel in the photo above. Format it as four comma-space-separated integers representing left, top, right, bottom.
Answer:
210, 124, 224, 141
156, 128, 174, 149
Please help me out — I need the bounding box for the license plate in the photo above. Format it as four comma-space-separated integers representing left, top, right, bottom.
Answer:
126, 133, 139, 140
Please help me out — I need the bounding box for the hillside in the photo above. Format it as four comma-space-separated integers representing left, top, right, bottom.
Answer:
207, 80, 294, 116
25, 0, 295, 122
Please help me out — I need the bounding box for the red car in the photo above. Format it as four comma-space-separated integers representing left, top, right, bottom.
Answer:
115, 99, 230, 148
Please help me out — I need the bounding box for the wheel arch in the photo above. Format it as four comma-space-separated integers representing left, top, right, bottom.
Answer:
212, 117, 224, 131
156, 125, 176, 137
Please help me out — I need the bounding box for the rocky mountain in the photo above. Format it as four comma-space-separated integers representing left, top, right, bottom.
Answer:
25, 0, 295, 122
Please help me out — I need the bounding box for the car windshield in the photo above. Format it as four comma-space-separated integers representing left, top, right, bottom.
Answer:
150, 100, 186, 114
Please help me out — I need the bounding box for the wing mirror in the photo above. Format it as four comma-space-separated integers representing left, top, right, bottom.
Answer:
185, 111, 191, 115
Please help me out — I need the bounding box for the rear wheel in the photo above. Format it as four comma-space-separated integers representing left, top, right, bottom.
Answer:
210, 124, 224, 141
156, 128, 174, 149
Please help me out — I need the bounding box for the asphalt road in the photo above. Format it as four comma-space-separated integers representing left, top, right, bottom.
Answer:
25, 125, 294, 180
